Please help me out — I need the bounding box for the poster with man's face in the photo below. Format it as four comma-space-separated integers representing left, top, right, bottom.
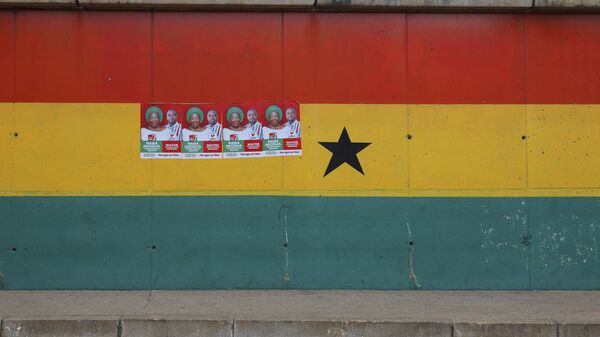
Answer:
140, 103, 183, 159
280, 101, 302, 156
181, 103, 223, 159
140, 101, 300, 159
223, 103, 272, 158
262, 102, 302, 157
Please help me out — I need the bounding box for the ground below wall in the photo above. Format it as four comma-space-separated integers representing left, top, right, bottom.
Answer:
1, 291, 600, 337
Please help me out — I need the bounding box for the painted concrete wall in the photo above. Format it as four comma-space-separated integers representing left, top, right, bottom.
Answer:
0, 11, 599, 289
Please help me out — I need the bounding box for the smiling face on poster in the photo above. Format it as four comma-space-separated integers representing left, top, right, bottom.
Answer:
140, 104, 183, 158
223, 106, 246, 158
181, 104, 223, 159
262, 102, 302, 157
222, 104, 267, 158
241, 105, 265, 157
245, 108, 262, 140
281, 102, 302, 156
140, 101, 300, 159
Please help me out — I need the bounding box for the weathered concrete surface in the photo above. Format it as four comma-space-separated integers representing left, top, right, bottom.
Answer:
77, 0, 313, 8
2, 319, 117, 337
235, 320, 346, 337
234, 321, 452, 337
1, 291, 600, 323
344, 322, 452, 337
453, 323, 556, 337
316, 0, 533, 9
535, 0, 600, 8
559, 323, 600, 337
121, 319, 232, 337
1, 291, 600, 337
0, 0, 75, 7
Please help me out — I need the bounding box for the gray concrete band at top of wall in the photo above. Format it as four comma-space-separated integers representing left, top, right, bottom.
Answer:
0, 0, 599, 11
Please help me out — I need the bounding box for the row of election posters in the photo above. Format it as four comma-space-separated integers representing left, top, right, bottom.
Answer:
140, 102, 301, 159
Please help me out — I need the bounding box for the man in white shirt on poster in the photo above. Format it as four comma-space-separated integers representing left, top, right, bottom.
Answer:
205, 109, 222, 141
245, 108, 262, 140
285, 107, 300, 138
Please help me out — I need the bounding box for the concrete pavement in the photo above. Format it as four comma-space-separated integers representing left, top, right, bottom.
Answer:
1, 291, 599, 336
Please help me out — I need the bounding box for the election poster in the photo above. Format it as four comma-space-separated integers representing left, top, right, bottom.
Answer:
141, 101, 300, 159
223, 103, 265, 158
279, 101, 302, 156
140, 103, 183, 158
262, 102, 302, 157
181, 104, 223, 159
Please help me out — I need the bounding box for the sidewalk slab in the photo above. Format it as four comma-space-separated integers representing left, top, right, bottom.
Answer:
0, 291, 599, 324
121, 319, 232, 337
234, 321, 452, 337
454, 323, 556, 337
235, 320, 345, 337
2, 319, 117, 337
559, 323, 600, 337
344, 322, 452, 337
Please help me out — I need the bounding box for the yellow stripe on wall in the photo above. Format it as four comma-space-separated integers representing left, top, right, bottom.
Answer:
1, 103, 600, 197
409, 104, 526, 190
0, 103, 13, 192
527, 104, 600, 189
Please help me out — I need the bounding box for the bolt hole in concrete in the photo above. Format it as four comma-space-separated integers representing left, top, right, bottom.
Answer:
406, 134, 412, 140
151, 245, 156, 250
409, 241, 414, 246
13, 132, 18, 137
521, 135, 527, 140
11, 247, 16, 252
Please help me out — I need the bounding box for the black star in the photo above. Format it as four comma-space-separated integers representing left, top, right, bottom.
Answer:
319, 127, 371, 177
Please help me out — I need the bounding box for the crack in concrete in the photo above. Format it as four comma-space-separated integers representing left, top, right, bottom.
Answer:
408, 243, 421, 289
116, 319, 122, 337
279, 205, 292, 287
553, 320, 560, 337
130, 290, 154, 317
142, 290, 153, 310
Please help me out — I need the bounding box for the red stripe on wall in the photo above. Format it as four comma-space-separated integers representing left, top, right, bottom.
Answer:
153, 12, 282, 103
81, 12, 152, 102
407, 14, 526, 104
283, 13, 407, 104
1, 11, 600, 104
526, 15, 600, 104
15, 11, 82, 102
0, 11, 15, 101
14, 11, 151, 103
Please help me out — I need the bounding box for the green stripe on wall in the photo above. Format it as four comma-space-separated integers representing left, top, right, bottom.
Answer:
0, 197, 598, 290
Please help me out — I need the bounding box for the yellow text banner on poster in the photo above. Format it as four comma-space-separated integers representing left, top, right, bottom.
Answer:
1, 103, 600, 197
